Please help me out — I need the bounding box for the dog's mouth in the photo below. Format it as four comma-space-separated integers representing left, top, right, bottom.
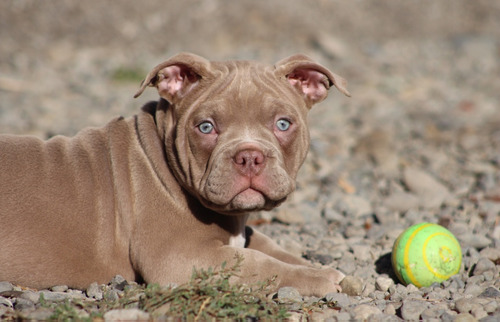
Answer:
200, 177, 289, 214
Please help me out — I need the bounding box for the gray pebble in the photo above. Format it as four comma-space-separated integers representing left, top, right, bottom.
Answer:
351, 244, 372, 262
0, 297, 13, 308
104, 289, 119, 302
340, 276, 363, 296
20, 291, 40, 303
22, 308, 54, 320
472, 257, 496, 276
400, 299, 431, 320
479, 286, 500, 298
464, 283, 484, 297
40, 291, 72, 302
86, 282, 103, 300
51, 285, 69, 292
325, 292, 350, 308
0, 282, 13, 293
276, 287, 302, 303
351, 304, 382, 320
14, 298, 35, 311
375, 276, 394, 292
403, 167, 450, 208
384, 192, 420, 212
103, 308, 150, 321
459, 233, 492, 250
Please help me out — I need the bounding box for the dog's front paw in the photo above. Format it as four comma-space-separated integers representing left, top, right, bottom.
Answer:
324, 267, 345, 293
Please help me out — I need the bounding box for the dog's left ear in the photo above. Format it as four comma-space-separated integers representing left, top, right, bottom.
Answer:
275, 54, 350, 106
134, 52, 211, 102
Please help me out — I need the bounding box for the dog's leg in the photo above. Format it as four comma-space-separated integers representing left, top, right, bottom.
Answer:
245, 226, 312, 266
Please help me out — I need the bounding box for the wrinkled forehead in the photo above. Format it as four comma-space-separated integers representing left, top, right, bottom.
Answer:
187, 60, 307, 116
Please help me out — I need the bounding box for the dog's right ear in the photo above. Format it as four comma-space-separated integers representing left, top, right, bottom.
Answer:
134, 53, 210, 102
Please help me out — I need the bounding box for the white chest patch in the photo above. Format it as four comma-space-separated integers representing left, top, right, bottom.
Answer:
229, 233, 246, 248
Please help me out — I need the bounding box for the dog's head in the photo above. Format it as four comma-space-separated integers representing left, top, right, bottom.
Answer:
135, 53, 349, 215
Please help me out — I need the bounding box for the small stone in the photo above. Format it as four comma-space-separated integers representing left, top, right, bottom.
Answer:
340, 276, 363, 296
104, 289, 119, 302
479, 286, 500, 298
459, 233, 491, 250
479, 247, 500, 262
464, 283, 484, 297
14, 298, 35, 311
471, 306, 488, 319
472, 257, 496, 276
51, 285, 69, 292
375, 276, 394, 292
400, 299, 430, 321
86, 282, 103, 300
0, 297, 13, 308
335, 194, 372, 218
276, 287, 302, 303
110, 275, 128, 291
22, 308, 54, 320
403, 167, 451, 208
103, 308, 150, 321
351, 304, 382, 320
0, 282, 13, 293
384, 303, 396, 315
453, 313, 478, 322
351, 244, 372, 262
384, 192, 420, 212
325, 292, 350, 308
20, 291, 40, 303
39, 291, 71, 302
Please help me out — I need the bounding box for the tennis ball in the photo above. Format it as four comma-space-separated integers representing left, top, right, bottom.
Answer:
392, 223, 462, 288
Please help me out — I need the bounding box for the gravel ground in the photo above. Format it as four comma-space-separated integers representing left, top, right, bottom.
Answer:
1, 1, 500, 320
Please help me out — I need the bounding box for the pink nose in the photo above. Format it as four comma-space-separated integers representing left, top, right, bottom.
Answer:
233, 149, 266, 176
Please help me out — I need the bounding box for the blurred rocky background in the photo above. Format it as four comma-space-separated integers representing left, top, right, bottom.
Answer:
1, 0, 500, 320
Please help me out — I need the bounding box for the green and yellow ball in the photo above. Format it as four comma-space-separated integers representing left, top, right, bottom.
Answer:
392, 223, 462, 288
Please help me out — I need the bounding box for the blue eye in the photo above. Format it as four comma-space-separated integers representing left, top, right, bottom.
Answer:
276, 119, 291, 131
198, 121, 214, 134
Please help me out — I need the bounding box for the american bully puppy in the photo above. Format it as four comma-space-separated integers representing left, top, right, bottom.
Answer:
0, 53, 350, 296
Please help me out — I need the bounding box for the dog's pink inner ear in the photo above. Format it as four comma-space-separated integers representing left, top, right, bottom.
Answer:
287, 68, 330, 104
157, 65, 200, 101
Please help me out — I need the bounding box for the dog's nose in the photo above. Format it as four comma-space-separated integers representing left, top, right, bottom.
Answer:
233, 149, 266, 176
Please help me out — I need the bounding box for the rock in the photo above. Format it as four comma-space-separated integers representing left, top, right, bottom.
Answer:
479, 287, 500, 298
472, 257, 496, 276
22, 308, 54, 320
86, 282, 103, 300
464, 283, 483, 297
14, 298, 35, 311
375, 276, 394, 292
479, 247, 500, 262
276, 287, 302, 303
104, 289, 119, 302
384, 192, 420, 212
103, 308, 150, 321
400, 299, 430, 320
351, 244, 372, 262
340, 276, 363, 296
51, 285, 69, 292
453, 313, 478, 322
325, 292, 350, 308
20, 291, 40, 303
335, 194, 372, 218
459, 233, 491, 250
403, 167, 451, 208
110, 275, 128, 291
0, 282, 13, 293
0, 297, 13, 308
39, 291, 72, 302
351, 304, 382, 320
